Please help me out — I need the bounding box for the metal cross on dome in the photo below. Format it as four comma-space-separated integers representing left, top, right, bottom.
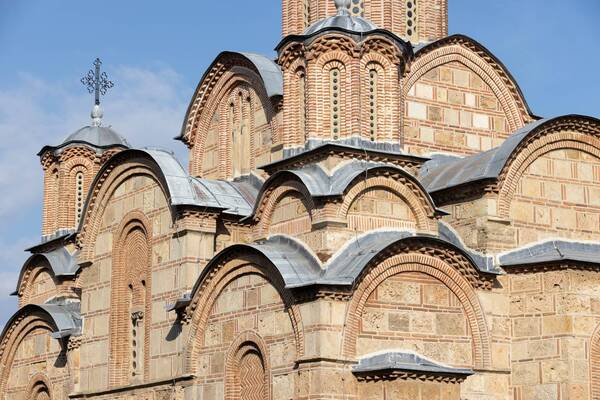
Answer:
80, 58, 114, 106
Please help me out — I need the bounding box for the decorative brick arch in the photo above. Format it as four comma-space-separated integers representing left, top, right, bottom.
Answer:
309, 34, 356, 61
189, 68, 278, 177
77, 156, 173, 262
0, 311, 68, 395
590, 323, 600, 399
225, 331, 272, 400
283, 57, 308, 146
26, 373, 53, 400
183, 252, 304, 374
360, 52, 398, 141
359, 36, 403, 65
254, 179, 315, 239
339, 171, 439, 232
341, 251, 492, 369
497, 126, 600, 218
404, 39, 531, 132
182, 54, 281, 155
17, 260, 59, 306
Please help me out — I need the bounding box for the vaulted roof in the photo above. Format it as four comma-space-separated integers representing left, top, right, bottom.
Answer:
419, 115, 600, 194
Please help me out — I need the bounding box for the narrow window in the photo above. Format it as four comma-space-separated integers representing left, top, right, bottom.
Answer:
230, 101, 241, 178
406, 0, 418, 40
303, 0, 311, 28
242, 94, 252, 174
330, 68, 340, 139
298, 72, 307, 140
348, 0, 364, 17
368, 69, 378, 140
75, 171, 84, 225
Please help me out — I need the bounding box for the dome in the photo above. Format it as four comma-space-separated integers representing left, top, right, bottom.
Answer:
304, 0, 378, 35
61, 125, 130, 149
304, 15, 378, 35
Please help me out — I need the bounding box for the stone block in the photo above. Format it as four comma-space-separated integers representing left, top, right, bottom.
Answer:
473, 113, 490, 130
521, 384, 558, 400
512, 362, 540, 385
447, 89, 463, 105
444, 108, 459, 125
435, 313, 466, 335
440, 68, 453, 83
465, 92, 476, 107
407, 101, 427, 120
423, 284, 449, 306
513, 317, 540, 337
388, 312, 410, 331
436, 87, 447, 102
453, 69, 470, 87
542, 315, 572, 335
416, 83, 434, 99
428, 106, 443, 122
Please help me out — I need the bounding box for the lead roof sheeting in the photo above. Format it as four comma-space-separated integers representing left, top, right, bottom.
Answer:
419, 119, 548, 193
304, 14, 378, 35
500, 240, 600, 267
14, 247, 80, 296
0, 303, 82, 342
43, 247, 79, 276
248, 235, 322, 287
276, 137, 407, 164
240, 53, 283, 98
192, 178, 254, 216
321, 231, 416, 285
352, 351, 473, 376
144, 149, 200, 206
39, 303, 82, 335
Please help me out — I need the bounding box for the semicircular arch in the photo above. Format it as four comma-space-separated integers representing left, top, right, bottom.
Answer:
341, 251, 491, 369
405, 36, 532, 132
183, 250, 304, 375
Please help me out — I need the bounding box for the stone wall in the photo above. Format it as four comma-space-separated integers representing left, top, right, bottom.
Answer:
510, 148, 600, 247
404, 61, 510, 156
357, 272, 473, 366
5, 327, 69, 400
193, 274, 296, 399
508, 270, 600, 399
78, 175, 188, 393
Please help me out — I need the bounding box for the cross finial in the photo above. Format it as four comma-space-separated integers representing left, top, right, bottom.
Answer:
80, 58, 114, 126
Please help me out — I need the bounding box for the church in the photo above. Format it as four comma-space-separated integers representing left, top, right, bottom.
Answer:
3, 0, 600, 398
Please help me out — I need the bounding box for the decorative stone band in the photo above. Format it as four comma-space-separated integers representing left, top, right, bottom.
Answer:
352, 351, 473, 383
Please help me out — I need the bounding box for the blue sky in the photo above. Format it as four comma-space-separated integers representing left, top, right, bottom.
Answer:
0, 0, 598, 327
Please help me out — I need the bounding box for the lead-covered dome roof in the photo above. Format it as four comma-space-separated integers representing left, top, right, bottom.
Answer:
38, 105, 129, 156
304, 0, 378, 35
61, 125, 129, 149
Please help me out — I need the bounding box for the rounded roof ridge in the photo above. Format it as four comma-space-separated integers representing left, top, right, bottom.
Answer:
39, 125, 129, 156
304, 14, 378, 35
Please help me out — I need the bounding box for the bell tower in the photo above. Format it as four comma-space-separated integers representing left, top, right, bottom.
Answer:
282, 0, 448, 43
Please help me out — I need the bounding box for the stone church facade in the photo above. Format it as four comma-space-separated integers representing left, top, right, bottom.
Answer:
3, 0, 600, 399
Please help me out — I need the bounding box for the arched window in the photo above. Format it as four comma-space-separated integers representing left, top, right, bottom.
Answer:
330, 68, 341, 139
230, 100, 240, 178
226, 340, 270, 400
303, 0, 311, 28
368, 68, 378, 140
27, 379, 51, 400
298, 70, 307, 141
75, 171, 85, 225
111, 221, 151, 385
348, 0, 365, 16
406, 0, 418, 40
124, 227, 149, 381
